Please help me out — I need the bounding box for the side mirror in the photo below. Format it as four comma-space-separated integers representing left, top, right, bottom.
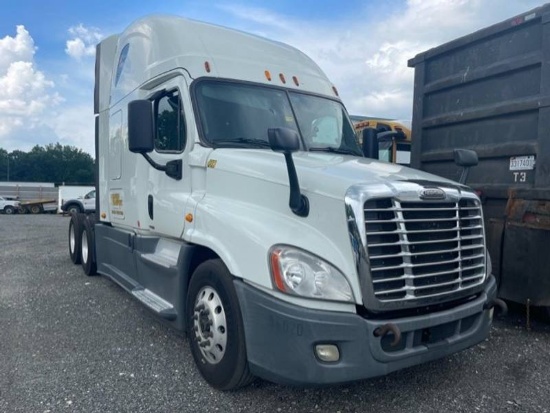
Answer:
454, 149, 478, 184
268, 127, 300, 153
377, 130, 407, 142
361, 127, 379, 159
128, 99, 181, 180
453, 148, 478, 167
128, 100, 154, 153
268, 128, 308, 217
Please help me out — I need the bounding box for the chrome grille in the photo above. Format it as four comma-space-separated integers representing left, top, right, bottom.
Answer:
364, 197, 485, 302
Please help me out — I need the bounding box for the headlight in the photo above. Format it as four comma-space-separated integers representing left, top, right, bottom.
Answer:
269, 246, 354, 303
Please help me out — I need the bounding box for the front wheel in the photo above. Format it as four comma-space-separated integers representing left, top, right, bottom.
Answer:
187, 259, 254, 390
4, 206, 15, 215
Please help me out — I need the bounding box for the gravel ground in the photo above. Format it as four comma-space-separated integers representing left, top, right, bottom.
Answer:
1, 214, 549, 413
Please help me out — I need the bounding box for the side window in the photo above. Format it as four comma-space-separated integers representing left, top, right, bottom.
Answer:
155, 91, 186, 152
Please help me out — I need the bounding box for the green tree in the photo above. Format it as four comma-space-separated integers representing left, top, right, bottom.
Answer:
0, 148, 8, 181
0, 144, 94, 184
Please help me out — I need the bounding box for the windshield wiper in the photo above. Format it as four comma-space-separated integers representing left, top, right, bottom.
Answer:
213, 138, 272, 148
309, 147, 362, 156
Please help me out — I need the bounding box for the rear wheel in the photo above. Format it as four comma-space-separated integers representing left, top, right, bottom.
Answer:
69, 214, 82, 264
4, 206, 15, 215
68, 204, 81, 215
30, 204, 42, 214
81, 217, 97, 276
187, 259, 254, 390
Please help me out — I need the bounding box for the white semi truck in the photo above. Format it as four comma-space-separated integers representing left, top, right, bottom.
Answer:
68, 15, 505, 390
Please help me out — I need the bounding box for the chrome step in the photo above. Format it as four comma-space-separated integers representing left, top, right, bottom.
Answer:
132, 288, 176, 320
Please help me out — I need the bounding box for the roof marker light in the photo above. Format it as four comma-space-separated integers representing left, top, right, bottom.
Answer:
279, 73, 286, 84
204, 61, 211, 73
265, 70, 272, 81
332, 86, 339, 96
292, 76, 300, 86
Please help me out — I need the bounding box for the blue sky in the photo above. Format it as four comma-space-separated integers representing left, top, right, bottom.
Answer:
1, 0, 547, 155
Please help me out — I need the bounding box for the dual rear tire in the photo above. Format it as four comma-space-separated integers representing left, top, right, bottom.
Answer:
68, 213, 97, 275
69, 214, 82, 264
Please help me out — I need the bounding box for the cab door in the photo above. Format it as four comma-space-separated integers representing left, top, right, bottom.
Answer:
139, 74, 193, 239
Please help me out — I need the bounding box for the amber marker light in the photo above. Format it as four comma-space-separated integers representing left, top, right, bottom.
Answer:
332, 86, 339, 96
279, 73, 286, 84
292, 76, 299, 86
270, 249, 286, 292
204, 61, 211, 73
185, 213, 194, 223
264, 70, 272, 81
101, 212, 106, 219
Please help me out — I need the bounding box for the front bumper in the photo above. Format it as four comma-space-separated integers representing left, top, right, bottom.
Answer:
235, 275, 497, 386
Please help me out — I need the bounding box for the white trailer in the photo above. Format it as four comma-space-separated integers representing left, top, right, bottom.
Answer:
68, 15, 504, 390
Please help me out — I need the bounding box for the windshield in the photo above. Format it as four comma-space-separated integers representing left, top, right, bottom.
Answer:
194, 80, 362, 155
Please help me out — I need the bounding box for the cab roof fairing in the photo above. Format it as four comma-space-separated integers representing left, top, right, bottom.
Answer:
107, 15, 337, 106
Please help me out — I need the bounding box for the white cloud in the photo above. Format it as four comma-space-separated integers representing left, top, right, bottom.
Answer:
52, 104, 95, 155
0, 26, 62, 149
0, 25, 35, 72
66, 37, 95, 59
218, 0, 547, 120
65, 24, 103, 59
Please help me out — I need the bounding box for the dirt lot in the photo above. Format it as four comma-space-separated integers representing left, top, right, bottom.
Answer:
1, 214, 549, 413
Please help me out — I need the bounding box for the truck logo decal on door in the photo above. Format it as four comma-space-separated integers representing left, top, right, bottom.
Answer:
110, 192, 125, 219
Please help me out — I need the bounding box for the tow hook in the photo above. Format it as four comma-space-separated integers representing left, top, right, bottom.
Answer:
373, 323, 402, 347
484, 298, 508, 317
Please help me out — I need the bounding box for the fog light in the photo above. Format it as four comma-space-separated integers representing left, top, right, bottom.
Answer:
315, 344, 340, 362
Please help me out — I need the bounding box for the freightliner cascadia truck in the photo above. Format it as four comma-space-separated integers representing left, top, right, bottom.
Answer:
68, 15, 504, 390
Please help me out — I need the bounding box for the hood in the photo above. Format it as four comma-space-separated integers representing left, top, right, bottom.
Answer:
209, 149, 461, 200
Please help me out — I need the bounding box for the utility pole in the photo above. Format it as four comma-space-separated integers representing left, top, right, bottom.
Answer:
6, 154, 10, 181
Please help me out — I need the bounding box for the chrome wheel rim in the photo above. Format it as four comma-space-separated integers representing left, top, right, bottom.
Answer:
69, 224, 76, 253
193, 286, 227, 364
81, 230, 88, 263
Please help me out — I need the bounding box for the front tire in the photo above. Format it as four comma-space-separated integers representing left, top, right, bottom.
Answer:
81, 217, 97, 276
187, 259, 254, 390
4, 206, 15, 215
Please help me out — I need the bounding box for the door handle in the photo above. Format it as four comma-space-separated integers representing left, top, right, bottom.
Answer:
148, 195, 154, 220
